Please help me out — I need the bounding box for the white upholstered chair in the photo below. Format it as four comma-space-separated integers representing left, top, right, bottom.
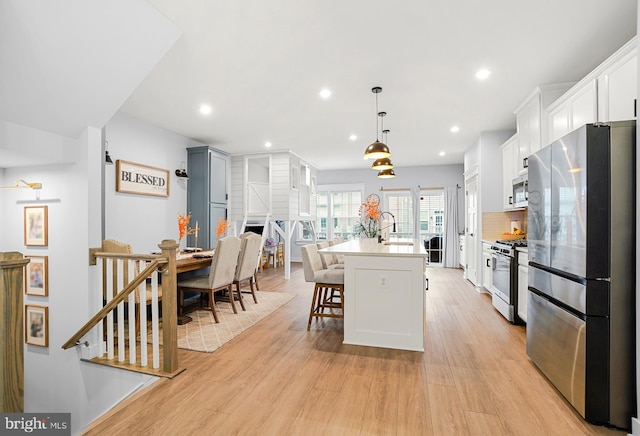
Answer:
301, 243, 344, 330
235, 232, 263, 304
177, 235, 242, 322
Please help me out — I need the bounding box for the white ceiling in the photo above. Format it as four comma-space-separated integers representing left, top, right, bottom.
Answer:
1, 1, 637, 171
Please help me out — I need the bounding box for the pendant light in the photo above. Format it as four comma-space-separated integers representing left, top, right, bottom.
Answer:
371, 128, 393, 170
377, 168, 396, 178
377, 130, 396, 178
363, 87, 391, 160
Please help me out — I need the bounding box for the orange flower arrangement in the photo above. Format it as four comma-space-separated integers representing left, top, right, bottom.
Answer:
357, 194, 381, 238
215, 217, 230, 237
177, 212, 199, 243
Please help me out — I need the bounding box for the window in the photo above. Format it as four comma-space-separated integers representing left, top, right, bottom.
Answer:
420, 190, 445, 264
382, 188, 445, 263
386, 193, 413, 238
299, 184, 363, 241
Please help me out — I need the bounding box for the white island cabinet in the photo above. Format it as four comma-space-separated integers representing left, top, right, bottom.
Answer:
320, 239, 428, 352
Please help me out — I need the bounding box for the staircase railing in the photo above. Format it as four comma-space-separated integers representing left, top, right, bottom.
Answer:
62, 240, 179, 376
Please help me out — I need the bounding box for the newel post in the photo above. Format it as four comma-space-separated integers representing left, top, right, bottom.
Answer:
159, 239, 178, 373
0, 253, 30, 413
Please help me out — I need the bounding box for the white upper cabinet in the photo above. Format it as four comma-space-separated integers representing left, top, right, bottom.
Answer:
547, 80, 598, 144
546, 37, 637, 144
514, 84, 574, 175
597, 39, 637, 122
501, 134, 518, 210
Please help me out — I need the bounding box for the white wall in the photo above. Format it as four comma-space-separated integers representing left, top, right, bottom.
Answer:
104, 112, 205, 252
318, 164, 464, 231
0, 123, 153, 435
286, 163, 466, 262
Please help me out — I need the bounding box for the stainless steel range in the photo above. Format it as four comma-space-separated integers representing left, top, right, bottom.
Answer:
490, 239, 526, 324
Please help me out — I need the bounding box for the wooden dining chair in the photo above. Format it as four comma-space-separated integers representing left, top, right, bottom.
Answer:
177, 235, 242, 322
276, 241, 284, 267
101, 239, 161, 332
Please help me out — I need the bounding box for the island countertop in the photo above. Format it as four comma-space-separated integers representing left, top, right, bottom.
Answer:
319, 238, 427, 258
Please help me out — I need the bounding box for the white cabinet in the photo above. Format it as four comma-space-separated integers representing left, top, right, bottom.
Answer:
517, 250, 528, 323
482, 242, 492, 292
459, 235, 465, 270
598, 39, 637, 122
514, 84, 573, 174
547, 80, 598, 144
501, 134, 518, 210
547, 37, 637, 144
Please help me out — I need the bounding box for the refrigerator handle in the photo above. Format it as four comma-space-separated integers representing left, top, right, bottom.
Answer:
634, 98, 637, 117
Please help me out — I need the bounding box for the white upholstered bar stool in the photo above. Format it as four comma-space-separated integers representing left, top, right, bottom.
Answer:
328, 238, 345, 264
301, 244, 344, 330
316, 241, 343, 269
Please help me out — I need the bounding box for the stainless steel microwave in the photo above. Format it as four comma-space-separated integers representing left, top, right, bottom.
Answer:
512, 175, 528, 208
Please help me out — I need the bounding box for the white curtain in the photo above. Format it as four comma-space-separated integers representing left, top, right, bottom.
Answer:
411, 186, 421, 239
443, 186, 459, 268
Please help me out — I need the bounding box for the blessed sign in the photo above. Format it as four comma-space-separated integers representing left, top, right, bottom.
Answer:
116, 160, 170, 197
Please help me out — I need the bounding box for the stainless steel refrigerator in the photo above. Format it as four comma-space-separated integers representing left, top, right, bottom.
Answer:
527, 121, 636, 430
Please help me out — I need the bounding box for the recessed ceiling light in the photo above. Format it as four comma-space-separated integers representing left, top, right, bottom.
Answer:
475, 69, 491, 80
349, 134, 358, 141
199, 104, 212, 115
319, 88, 332, 99
439, 151, 446, 156
450, 125, 460, 133
264, 142, 272, 148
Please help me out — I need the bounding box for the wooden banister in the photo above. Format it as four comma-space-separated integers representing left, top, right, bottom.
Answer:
62, 258, 167, 350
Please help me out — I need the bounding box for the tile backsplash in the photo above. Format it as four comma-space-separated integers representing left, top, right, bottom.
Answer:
482, 210, 527, 241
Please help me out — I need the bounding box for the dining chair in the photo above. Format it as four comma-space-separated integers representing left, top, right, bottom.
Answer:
301, 243, 344, 330
276, 241, 284, 267
235, 232, 263, 303
101, 239, 161, 331
177, 235, 242, 322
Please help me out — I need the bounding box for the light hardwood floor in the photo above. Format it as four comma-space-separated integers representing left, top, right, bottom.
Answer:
85, 264, 625, 435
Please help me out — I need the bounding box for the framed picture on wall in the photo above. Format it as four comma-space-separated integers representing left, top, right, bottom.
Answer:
116, 160, 170, 197
25, 305, 48, 347
25, 255, 49, 296
24, 206, 48, 246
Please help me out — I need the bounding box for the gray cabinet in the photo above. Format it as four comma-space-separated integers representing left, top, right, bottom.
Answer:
187, 146, 229, 250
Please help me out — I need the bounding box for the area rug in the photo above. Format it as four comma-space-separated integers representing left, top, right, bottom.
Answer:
176, 291, 296, 353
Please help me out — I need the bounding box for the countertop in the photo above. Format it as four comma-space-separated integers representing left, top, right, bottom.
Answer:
319, 238, 428, 258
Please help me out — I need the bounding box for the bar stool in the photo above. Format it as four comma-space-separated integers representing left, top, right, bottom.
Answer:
301, 244, 344, 330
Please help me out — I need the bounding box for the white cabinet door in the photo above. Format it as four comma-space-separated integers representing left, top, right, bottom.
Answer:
465, 174, 478, 285
517, 251, 529, 323
501, 134, 517, 210
598, 49, 637, 122
571, 79, 598, 129
516, 96, 540, 174
482, 249, 492, 292
459, 235, 465, 270
517, 264, 528, 323
548, 104, 570, 143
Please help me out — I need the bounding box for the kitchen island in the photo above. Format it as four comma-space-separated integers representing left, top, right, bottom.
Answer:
320, 238, 428, 352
